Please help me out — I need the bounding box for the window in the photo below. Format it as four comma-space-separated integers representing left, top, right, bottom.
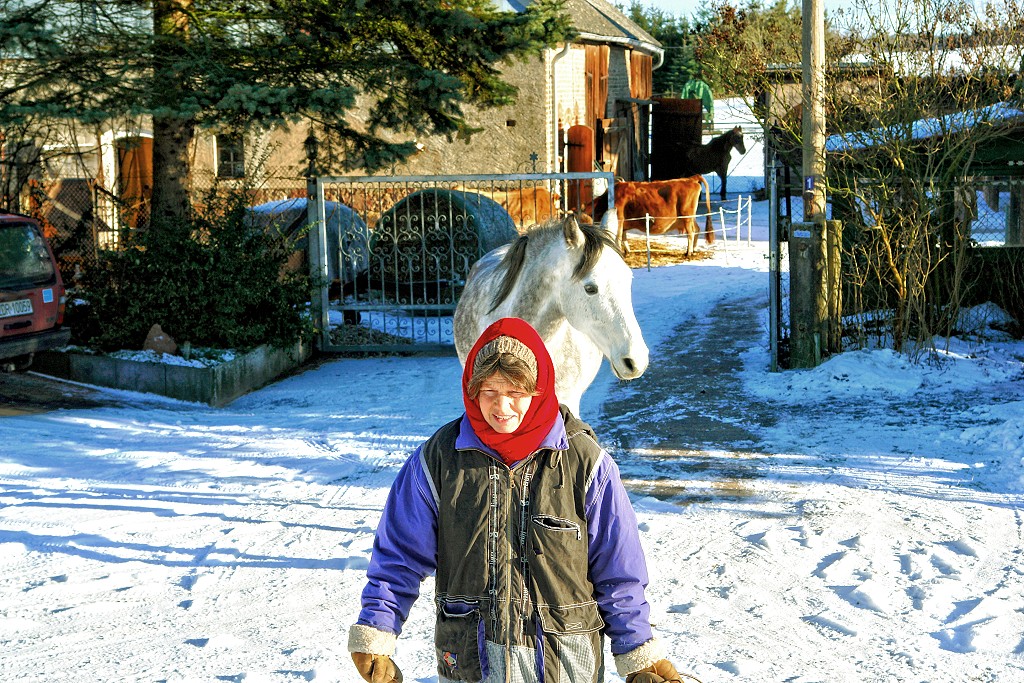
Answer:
217, 134, 245, 178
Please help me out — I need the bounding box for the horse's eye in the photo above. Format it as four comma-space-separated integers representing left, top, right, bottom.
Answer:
584, 283, 598, 295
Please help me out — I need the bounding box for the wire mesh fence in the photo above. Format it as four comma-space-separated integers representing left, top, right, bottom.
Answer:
966, 177, 1024, 247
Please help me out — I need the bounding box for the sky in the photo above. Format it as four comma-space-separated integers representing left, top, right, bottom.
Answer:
628, 0, 860, 23
1, 101, 1023, 682
628, 0, 701, 20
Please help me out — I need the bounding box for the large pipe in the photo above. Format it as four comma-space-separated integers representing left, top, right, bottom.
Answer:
551, 41, 571, 174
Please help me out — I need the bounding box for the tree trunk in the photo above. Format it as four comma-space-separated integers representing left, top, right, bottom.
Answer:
151, 116, 195, 224
150, 0, 195, 224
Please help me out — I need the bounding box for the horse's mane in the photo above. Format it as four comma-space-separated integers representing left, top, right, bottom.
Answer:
488, 219, 620, 313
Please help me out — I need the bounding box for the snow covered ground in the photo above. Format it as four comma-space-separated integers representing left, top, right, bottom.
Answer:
2, 198, 1024, 683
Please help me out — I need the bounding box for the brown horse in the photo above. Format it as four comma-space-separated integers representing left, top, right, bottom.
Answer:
679, 125, 746, 201
594, 176, 713, 255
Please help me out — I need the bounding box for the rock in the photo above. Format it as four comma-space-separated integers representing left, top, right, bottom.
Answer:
143, 324, 178, 355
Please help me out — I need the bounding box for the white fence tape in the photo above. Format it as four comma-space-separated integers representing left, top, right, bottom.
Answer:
624, 196, 754, 271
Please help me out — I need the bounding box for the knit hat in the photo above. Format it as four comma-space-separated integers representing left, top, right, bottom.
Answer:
472, 335, 538, 384
462, 318, 560, 466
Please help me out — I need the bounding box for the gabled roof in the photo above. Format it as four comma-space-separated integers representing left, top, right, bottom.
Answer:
496, 0, 662, 56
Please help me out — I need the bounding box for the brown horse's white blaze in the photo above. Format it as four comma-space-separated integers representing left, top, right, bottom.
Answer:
454, 212, 648, 416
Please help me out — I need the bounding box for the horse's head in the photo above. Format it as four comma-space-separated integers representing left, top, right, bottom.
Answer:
558, 214, 649, 382
731, 126, 747, 155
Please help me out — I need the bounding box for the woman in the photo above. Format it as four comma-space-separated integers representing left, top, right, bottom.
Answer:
348, 317, 694, 683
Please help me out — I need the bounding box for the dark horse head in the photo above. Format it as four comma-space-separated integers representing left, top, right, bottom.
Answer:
725, 125, 747, 155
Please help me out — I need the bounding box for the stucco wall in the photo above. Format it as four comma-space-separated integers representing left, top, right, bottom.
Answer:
607, 46, 633, 118
399, 56, 553, 176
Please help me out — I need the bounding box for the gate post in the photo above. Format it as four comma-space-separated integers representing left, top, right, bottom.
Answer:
789, 220, 825, 368
768, 154, 781, 372
825, 218, 843, 354
307, 175, 330, 352
790, 217, 842, 367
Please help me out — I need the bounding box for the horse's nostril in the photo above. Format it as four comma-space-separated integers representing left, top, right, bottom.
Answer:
623, 358, 636, 374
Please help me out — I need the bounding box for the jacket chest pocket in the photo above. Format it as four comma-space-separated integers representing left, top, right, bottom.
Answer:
532, 514, 581, 540
435, 601, 487, 681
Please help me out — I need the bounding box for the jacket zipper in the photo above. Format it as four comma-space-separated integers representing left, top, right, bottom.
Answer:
518, 462, 535, 635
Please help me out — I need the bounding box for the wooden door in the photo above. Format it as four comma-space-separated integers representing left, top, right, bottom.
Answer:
651, 97, 702, 180
599, 117, 629, 177
566, 124, 595, 213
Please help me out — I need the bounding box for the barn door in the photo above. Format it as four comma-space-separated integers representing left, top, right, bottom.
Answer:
599, 118, 629, 176
585, 45, 609, 130
651, 97, 702, 181
117, 136, 153, 228
566, 124, 595, 213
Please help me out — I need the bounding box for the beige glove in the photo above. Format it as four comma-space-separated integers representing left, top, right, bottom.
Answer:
351, 652, 403, 683
626, 658, 702, 683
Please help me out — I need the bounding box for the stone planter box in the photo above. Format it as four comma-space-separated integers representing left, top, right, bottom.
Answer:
35, 342, 312, 407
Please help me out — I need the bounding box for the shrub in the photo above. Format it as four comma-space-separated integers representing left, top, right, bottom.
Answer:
67, 192, 313, 352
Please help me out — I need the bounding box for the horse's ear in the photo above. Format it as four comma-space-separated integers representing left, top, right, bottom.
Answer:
562, 214, 585, 248
599, 209, 618, 240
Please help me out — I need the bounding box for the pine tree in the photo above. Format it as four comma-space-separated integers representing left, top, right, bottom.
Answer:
620, 1, 693, 97
0, 0, 574, 221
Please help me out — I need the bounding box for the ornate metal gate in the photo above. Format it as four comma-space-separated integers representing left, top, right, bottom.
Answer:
305, 172, 613, 352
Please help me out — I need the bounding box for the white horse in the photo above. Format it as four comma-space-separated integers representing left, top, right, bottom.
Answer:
454, 213, 649, 416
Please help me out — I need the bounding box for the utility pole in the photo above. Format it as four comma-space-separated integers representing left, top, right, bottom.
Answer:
790, 0, 841, 368
802, 0, 826, 224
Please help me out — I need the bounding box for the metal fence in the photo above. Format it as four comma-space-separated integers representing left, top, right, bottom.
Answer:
625, 194, 754, 272
304, 172, 613, 353
967, 177, 1024, 247
768, 171, 1024, 368
19, 178, 117, 285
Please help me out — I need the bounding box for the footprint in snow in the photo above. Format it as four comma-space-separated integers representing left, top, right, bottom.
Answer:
666, 603, 693, 614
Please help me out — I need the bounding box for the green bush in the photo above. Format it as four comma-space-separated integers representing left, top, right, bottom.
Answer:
67, 192, 313, 353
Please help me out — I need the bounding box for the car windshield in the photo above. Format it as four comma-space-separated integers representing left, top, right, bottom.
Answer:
0, 222, 57, 290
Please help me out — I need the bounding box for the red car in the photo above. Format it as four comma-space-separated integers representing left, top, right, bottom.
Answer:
0, 212, 71, 371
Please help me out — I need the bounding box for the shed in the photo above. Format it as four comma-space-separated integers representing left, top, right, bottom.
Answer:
363, 0, 665, 185
826, 102, 1024, 244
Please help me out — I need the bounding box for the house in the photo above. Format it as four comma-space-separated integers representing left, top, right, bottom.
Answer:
5, 0, 662, 241
230, 0, 664, 185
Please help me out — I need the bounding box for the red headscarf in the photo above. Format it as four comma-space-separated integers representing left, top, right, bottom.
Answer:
462, 317, 560, 465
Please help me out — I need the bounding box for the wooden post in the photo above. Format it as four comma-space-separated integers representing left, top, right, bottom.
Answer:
825, 219, 843, 353
802, 0, 826, 223
1008, 186, 1024, 246
790, 221, 825, 368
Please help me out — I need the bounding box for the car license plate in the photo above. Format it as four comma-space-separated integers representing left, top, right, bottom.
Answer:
0, 298, 33, 319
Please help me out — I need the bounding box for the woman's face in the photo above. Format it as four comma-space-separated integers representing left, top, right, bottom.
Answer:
477, 373, 534, 434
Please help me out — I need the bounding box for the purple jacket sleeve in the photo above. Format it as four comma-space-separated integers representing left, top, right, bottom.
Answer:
586, 451, 655, 654
356, 447, 439, 635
